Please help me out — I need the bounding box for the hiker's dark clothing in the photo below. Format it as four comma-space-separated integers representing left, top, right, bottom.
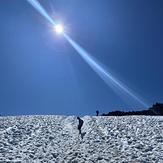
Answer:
77, 117, 84, 134
96, 110, 99, 116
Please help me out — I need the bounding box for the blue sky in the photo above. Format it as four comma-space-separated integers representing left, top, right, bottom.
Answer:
0, 0, 163, 115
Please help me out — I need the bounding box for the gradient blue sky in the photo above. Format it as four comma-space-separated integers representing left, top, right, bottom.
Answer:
0, 0, 163, 115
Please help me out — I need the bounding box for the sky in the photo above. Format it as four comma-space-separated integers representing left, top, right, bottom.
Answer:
0, 0, 163, 116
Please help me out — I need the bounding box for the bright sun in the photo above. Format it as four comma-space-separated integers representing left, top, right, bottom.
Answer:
54, 24, 64, 34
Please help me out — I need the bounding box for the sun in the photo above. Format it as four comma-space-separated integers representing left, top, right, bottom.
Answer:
54, 24, 64, 34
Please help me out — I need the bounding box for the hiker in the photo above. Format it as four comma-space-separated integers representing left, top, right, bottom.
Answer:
96, 110, 99, 116
77, 117, 84, 135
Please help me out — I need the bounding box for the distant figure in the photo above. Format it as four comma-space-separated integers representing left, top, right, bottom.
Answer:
96, 110, 99, 116
77, 117, 84, 135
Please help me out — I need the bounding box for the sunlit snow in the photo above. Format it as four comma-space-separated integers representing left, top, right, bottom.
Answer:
0, 115, 162, 162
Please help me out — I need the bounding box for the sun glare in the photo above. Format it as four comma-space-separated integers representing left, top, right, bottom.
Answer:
54, 24, 64, 34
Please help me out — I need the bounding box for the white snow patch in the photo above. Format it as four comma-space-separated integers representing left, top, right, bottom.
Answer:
0, 115, 162, 162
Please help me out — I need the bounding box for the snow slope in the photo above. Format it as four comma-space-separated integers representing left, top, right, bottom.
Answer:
0, 115, 163, 162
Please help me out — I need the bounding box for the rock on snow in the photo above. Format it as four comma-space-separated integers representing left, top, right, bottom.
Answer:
0, 115, 163, 162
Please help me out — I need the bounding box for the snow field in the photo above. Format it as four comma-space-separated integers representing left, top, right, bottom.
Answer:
0, 115, 163, 162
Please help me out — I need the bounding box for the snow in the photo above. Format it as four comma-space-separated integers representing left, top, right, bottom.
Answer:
0, 115, 163, 162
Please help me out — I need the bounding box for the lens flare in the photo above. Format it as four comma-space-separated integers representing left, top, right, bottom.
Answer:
54, 24, 64, 34
26, 0, 149, 108
64, 34, 149, 108
27, 0, 56, 25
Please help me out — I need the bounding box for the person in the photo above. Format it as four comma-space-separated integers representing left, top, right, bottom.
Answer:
77, 117, 84, 135
96, 110, 99, 116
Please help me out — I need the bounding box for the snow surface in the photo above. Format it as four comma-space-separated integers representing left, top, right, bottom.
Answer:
0, 115, 163, 162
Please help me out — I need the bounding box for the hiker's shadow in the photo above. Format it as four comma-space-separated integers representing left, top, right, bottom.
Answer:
81, 132, 86, 139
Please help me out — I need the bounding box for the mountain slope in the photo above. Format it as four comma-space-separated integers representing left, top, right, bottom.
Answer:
0, 116, 163, 162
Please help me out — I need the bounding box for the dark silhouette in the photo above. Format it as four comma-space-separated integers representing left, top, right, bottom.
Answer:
96, 110, 99, 116
150, 103, 163, 115
77, 117, 84, 135
101, 103, 163, 116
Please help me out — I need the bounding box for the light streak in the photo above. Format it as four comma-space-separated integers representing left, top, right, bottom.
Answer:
64, 34, 149, 108
27, 0, 56, 25
26, 0, 149, 108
